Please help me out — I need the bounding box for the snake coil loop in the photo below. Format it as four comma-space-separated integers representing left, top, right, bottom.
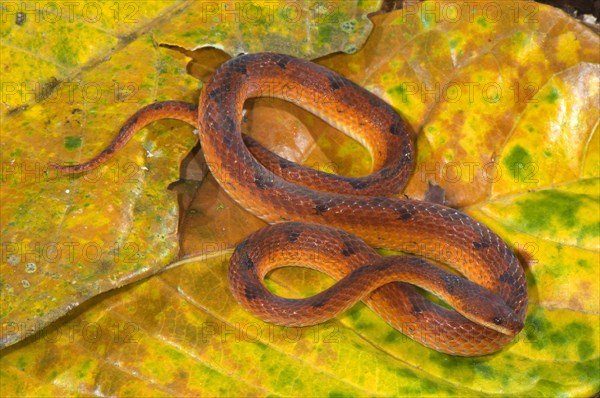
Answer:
51, 53, 528, 356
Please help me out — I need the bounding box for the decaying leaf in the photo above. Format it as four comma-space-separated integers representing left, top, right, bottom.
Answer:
0, 0, 381, 350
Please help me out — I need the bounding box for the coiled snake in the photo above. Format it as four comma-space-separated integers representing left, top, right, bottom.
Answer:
51, 53, 528, 356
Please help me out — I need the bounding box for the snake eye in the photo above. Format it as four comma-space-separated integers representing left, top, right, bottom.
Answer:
493, 317, 503, 325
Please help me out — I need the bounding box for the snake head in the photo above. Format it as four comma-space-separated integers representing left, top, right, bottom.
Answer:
461, 286, 524, 336
481, 305, 524, 336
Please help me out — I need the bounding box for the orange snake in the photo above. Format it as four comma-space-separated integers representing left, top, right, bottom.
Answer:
51, 53, 528, 356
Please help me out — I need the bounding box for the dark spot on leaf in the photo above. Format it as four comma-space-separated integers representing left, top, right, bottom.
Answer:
119, 32, 138, 44
16, 12, 26, 26
7, 105, 28, 116
64, 136, 82, 150
38, 78, 60, 102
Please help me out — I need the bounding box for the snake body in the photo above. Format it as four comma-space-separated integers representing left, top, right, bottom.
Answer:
52, 53, 528, 356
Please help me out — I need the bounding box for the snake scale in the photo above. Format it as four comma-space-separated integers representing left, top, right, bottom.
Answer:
51, 53, 528, 356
